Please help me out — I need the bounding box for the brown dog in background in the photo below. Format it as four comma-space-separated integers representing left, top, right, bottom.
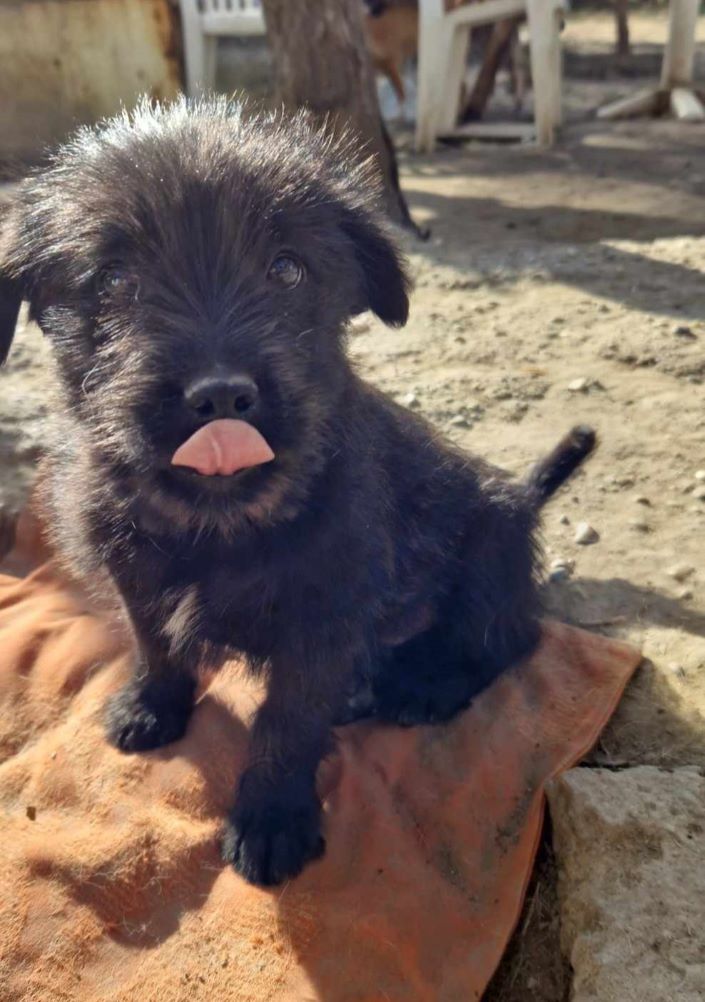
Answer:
362, 0, 419, 106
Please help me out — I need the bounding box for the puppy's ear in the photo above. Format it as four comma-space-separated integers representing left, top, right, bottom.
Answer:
341, 209, 410, 328
0, 276, 23, 366
0, 210, 25, 366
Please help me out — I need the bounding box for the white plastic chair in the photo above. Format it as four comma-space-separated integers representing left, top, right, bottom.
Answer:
416, 0, 566, 151
178, 0, 266, 96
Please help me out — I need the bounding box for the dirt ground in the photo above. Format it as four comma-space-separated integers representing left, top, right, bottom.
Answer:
0, 9, 703, 1002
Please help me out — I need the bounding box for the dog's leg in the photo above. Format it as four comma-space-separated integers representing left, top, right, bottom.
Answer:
104, 591, 199, 753
223, 645, 349, 886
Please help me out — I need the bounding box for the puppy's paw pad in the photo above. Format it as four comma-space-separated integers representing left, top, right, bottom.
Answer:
104, 686, 191, 752
374, 673, 475, 727
223, 794, 324, 886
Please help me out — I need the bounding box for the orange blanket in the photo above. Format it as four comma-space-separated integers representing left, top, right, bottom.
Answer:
0, 511, 640, 1002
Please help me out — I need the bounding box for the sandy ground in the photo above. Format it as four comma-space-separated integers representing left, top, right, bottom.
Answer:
0, 10, 703, 1001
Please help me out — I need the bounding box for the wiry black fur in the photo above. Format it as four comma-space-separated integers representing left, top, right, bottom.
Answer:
0, 99, 595, 887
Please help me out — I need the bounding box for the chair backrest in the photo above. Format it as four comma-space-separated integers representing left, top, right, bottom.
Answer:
196, 0, 266, 36
198, 0, 262, 13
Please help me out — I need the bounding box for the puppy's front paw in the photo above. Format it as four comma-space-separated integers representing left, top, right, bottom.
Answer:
374, 671, 475, 727
104, 681, 193, 752
223, 782, 325, 886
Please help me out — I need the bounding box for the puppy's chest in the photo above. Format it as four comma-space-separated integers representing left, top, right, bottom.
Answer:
156, 541, 374, 658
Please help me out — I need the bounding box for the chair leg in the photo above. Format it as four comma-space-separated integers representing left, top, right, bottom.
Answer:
203, 36, 218, 93
182, 28, 217, 97
439, 24, 471, 134
526, 0, 563, 146
415, 0, 446, 153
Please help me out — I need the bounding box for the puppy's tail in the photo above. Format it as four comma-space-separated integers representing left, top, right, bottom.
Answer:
525, 425, 597, 506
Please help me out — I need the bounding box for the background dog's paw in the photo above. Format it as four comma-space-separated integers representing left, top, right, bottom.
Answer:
104, 684, 192, 752
373, 671, 475, 727
223, 789, 325, 886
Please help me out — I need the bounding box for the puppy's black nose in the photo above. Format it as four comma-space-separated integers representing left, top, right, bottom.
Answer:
184, 375, 259, 420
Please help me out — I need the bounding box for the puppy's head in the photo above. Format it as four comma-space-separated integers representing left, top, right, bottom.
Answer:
0, 98, 409, 532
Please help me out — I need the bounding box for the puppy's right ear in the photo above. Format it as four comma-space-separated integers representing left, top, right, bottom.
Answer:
0, 209, 24, 366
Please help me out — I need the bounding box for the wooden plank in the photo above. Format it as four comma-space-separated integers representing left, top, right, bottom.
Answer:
439, 121, 536, 142
670, 86, 705, 121
596, 87, 660, 121
447, 0, 525, 31
202, 12, 266, 35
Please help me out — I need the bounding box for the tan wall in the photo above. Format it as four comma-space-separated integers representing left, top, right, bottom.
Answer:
0, 0, 182, 160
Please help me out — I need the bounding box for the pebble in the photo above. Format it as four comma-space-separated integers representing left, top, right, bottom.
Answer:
692, 486, 705, 501
401, 392, 418, 408
672, 324, 696, 339
668, 563, 695, 582
349, 316, 371, 335
678, 588, 693, 601
568, 377, 589, 393
611, 475, 636, 489
574, 522, 600, 545
549, 557, 575, 582
448, 414, 470, 428
667, 662, 687, 679
629, 519, 650, 533
558, 513, 570, 525
695, 470, 705, 482
634, 495, 651, 506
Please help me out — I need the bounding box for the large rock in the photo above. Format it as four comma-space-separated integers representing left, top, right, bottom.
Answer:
0, 307, 51, 513
547, 766, 705, 1002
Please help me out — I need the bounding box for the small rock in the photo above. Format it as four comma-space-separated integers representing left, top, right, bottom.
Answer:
692, 486, 705, 501
549, 557, 575, 582
567, 377, 589, 393
448, 414, 470, 428
672, 324, 696, 339
634, 495, 651, 506
401, 392, 418, 408
629, 519, 650, 533
558, 513, 570, 525
26, 805, 37, 821
349, 315, 371, 335
678, 588, 693, 601
668, 563, 695, 582
611, 475, 636, 489
574, 522, 599, 545
667, 662, 687, 679
695, 470, 705, 482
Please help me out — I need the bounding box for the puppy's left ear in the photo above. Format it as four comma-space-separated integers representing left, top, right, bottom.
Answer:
0, 210, 25, 366
341, 209, 410, 328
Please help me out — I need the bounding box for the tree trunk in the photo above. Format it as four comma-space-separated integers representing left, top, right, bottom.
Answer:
615, 0, 630, 60
261, 0, 424, 237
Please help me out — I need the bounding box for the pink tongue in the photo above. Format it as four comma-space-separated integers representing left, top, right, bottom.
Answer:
171, 419, 274, 476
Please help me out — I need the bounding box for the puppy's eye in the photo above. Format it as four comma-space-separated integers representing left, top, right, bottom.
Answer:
97, 266, 139, 298
268, 255, 304, 289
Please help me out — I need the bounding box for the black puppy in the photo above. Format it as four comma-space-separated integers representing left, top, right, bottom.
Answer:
0, 99, 594, 886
